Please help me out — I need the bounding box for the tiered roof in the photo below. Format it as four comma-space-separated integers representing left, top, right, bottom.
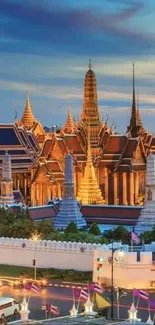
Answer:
77, 127, 104, 205
20, 93, 36, 130
0, 124, 40, 173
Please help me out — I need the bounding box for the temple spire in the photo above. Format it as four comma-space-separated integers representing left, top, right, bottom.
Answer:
127, 64, 144, 137
81, 61, 101, 147
77, 120, 104, 205
88, 58, 92, 70
20, 91, 36, 130
132, 63, 136, 121
63, 107, 75, 134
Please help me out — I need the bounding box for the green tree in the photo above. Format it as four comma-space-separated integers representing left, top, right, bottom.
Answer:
36, 220, 53, 239
64, 222, 79, 234
89, 222, 101, 236
141, 231, 153, 244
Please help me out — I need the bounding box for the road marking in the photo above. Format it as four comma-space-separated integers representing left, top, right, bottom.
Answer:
48, 283, 87, 289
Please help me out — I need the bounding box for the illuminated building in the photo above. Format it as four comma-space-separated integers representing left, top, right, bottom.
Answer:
31, 61, 153, 206
0, 61, 155, 206
0, 152, 14, 205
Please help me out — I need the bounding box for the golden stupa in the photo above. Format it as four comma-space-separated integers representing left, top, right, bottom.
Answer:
63, 108, 75, 134
77, 124, 104, 205
21, 92, 36, 130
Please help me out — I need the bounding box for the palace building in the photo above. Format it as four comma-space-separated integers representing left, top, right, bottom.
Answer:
1, 62, 155, 206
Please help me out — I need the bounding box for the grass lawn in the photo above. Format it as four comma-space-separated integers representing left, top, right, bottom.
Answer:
0, 264, 92, 281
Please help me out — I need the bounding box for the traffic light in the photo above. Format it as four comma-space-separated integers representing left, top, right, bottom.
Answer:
32, 259, 36, 266
96, 257, 103, 271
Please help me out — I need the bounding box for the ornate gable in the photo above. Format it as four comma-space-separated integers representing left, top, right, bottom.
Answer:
132, 144, 145, 164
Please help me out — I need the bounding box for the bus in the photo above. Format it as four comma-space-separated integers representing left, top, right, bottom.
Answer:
0, 297, 19, 319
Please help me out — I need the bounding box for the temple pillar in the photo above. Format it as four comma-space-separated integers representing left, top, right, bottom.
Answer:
36, 183, 39, 205
47, 185, 51, 201
122, 172, 127, 205
58, 183, 61, 198
113, 173, 118, 205
17, 175, 20, 190
24, 177, 27, 198
135, 172, 139, 202
104, 168, 108, 204
129, 172, 134, 206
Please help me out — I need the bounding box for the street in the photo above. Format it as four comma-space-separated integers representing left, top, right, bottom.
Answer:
0, 284, 155, 321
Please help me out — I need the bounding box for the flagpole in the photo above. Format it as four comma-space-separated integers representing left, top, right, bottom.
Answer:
77, 289, 81, 312
148, 299, 151, 317
87, 281, 90, 297
132, 288, 135, 305
131, 239, 133, 252
136, 296, 140, 309
73, 288, 75, 305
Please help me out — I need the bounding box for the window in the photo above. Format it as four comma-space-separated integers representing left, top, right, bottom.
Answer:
152, 252, 155, 262
137, 251, 141, 262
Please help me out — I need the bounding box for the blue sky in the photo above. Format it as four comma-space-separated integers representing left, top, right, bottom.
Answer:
0, 0, 155, 133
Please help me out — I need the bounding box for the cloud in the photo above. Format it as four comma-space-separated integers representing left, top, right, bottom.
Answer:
0, 0, 153, 58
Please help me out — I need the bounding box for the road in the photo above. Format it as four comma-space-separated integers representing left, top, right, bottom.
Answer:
0, 284, 155, 322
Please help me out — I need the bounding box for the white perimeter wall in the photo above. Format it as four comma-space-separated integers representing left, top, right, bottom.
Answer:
93, 249, 155, 289
0, 237, 104, 271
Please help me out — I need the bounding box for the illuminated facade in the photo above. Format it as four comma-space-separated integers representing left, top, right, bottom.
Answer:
31, 62, 154, 206
0, 62, 155, 206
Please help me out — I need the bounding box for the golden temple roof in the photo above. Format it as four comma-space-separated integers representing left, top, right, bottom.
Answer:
21, 93, 36, 130
77, 124, 104, 205
63, 108, 75, 134
80, 60, 101, 147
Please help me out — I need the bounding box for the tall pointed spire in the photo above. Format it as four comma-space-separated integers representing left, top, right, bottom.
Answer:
127, 64, 144, 137
132, 62, 136, 118
63, 108, 75, 134
54, 153, 86, 230
21, 91, 36, 130
81, 60, 101, 147
77, 120, 104, 205
88, 58, 92, 70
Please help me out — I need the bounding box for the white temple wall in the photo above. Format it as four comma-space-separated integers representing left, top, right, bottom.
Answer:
0, 237, 99, 271
93, 249, 155, 289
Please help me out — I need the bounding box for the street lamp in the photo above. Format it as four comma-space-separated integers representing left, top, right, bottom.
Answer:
110, 241, 124, 319
115, 287, 127, 320
31, 232, 40, 281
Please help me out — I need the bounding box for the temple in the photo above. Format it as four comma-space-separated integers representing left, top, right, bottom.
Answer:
54, 153, 86, 230
0, 152, 14, 205
77, 124, 104, 204
135, 152, 155, 234
0, 61, 155, 207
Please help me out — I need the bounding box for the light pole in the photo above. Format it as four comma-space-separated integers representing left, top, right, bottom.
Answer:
32, 233, 40, 281
115, 287, 127, 320
110, 241, 124, 319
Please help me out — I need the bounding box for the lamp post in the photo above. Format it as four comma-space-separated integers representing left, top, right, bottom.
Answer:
110, 241, 124, 319
115, 287, 127, 320
32, 233, 40, 281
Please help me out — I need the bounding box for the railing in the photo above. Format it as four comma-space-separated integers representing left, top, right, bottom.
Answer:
128, 245, 144, 252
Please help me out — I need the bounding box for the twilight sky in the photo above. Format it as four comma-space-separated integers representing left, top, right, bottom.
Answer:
0, 0, 155, 133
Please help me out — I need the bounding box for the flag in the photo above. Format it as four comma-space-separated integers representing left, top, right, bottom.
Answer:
80, 289, 88, 301
88, 283, 95, 291
24, 282, 31, 290
31, 283, 40, 294
139, 290, 149, 300
51, 305, 60, 316
149, 299, 155, 309
133, 288, 140, 297
46, 303, 51, 312
131, 232, 140, 244
74, 288, 81, 297
94, 283, 104, 294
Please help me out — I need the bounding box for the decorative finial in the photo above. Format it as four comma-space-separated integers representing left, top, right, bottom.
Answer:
88, 58, 92, 70
26, 81, 30, 99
